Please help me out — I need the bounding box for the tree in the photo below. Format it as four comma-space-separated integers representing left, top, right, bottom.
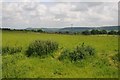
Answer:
117, 30, 120, 35
108, 30, 117, 35
65, 31, 69, 34
91, 30, 100, 35
100, 30, 107, 34
82, 30, 91, 35
37, 29, 44, 32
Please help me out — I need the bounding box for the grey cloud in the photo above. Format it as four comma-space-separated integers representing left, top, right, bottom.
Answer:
71, 2, 103, 12
54, 14, 67, 19
86, 2, 103, 7
2, 2, 118, 29
22, 3, 38, 11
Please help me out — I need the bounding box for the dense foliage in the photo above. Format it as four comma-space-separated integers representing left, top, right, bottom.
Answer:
2, 46, 22, 55
26, 40, 58, 57
70, 43, 95, 61
82, 30, 119, 35
59, 43, 96, 62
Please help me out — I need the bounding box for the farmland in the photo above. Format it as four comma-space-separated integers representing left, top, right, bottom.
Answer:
1, 31, 119, 78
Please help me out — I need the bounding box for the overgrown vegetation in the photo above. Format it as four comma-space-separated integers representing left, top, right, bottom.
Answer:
2, 46, 22, 55
82, 30, 119, 35
58, 49, 70, 61
26, 40, 59, 57
112, 53, 119, 62
111, 53, 120, 67
2, 31, 118, 78
58, 43, 96, 62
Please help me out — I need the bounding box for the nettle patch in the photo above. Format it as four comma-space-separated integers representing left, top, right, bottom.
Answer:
26, 40, 59, 57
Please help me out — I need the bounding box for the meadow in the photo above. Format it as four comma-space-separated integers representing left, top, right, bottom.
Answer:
2, 31, 119, 78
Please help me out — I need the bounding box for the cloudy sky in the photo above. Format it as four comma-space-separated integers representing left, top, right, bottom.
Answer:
2, 2, 118, 29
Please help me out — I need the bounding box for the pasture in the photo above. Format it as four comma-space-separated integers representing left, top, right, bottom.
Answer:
2, 31, 119, 78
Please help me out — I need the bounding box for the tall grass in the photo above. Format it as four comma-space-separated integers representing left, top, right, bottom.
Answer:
2, 46, 22, 55
2, 31, 118, 78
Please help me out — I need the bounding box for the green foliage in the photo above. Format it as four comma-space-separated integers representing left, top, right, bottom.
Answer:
82, 30, 108, 35
2, 31, 118, 78
100, 30, 107, 34
91, 30, 100, 35
82, 30, 91, 35
2, 53, 32, 78
69, 43, 95, 62
59, 43, 96, 62
58, 49, 70, 61
37, 29, 44, 32
2, 46, 22, 55
108, 30, 117, 35
26, 40, 59, 57
117, 30, 120, 35
82, 29, 120, 35
112, 53, 119, 62
32, 29, 44, 33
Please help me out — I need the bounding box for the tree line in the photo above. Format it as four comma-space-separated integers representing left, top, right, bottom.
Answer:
1, 28, 120, 35
82, 30, 120, 35
0, 28, 44, 33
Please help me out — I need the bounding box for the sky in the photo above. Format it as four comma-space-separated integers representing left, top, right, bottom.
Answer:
1, 0, 119, 29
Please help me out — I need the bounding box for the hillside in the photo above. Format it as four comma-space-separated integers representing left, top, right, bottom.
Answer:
26, 26, 119, 33
59, 26, 119, 32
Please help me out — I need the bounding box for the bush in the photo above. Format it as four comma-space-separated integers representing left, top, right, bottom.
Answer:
2, 46, 22, 55
59, 43, 96, 62
26, 40, 59, 57
70, 43, 95, 62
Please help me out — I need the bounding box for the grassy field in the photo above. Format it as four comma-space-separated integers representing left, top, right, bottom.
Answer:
2, 31, 119, 78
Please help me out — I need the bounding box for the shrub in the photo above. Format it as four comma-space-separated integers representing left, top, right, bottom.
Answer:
59, 43, 96, 62
26, 40, 59, 57
2, 46, 22, 55
70, 43, 95, 61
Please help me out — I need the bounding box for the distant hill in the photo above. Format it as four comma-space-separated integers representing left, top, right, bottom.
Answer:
59, 27, 94, 32
97, 26, 119, 30
59, 26, 119, 32
25, 26, 119, 33
41, 28, 60, 32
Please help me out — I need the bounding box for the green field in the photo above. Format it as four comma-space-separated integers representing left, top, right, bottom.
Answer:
2, 31, 119, 78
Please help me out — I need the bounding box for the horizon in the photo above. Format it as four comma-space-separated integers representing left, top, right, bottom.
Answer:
1, 25, 119, 29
